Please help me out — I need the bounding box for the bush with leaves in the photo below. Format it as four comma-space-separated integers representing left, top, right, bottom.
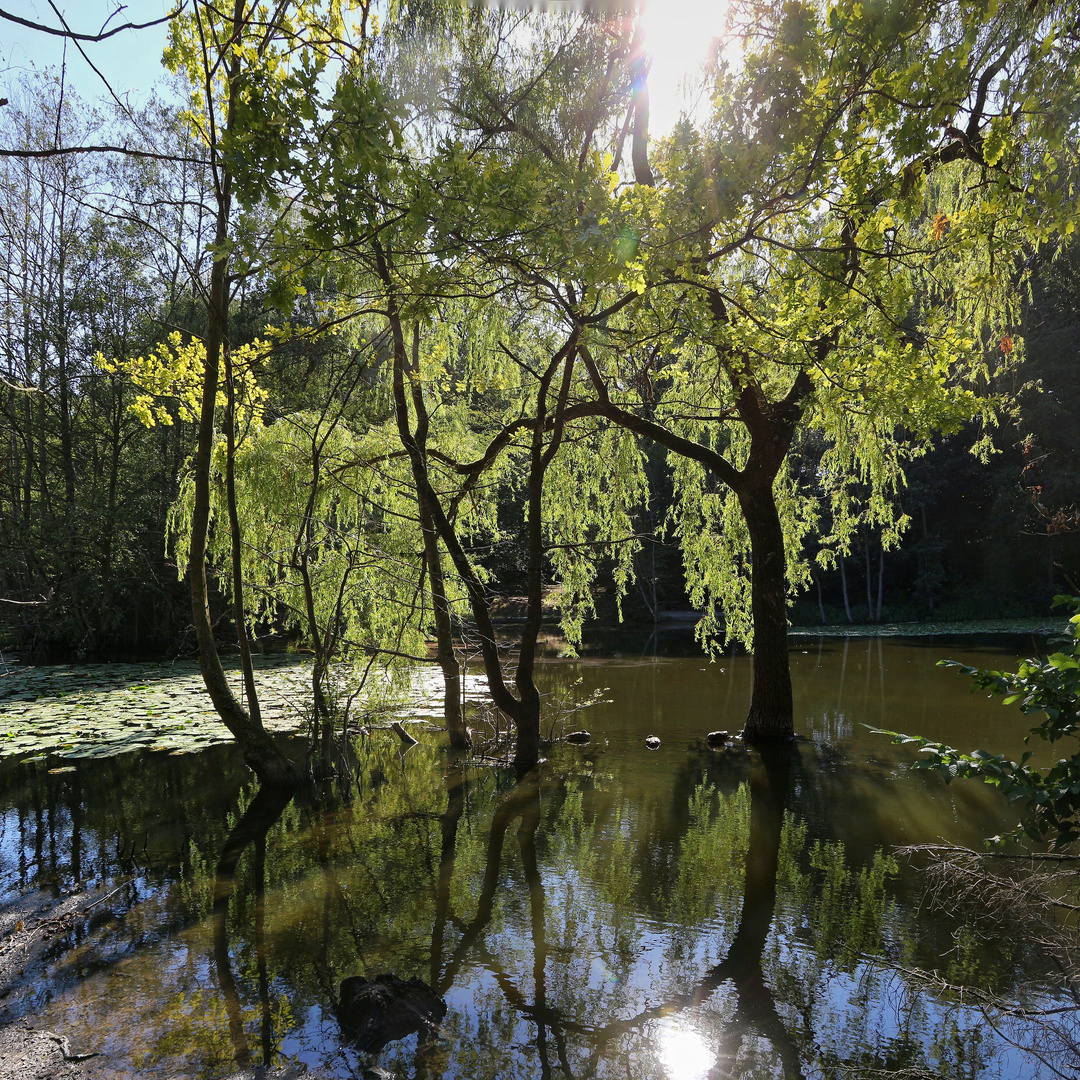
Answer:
879, 597, 1080, 847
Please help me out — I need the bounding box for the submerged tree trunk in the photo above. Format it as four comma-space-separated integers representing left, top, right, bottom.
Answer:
738, 475, 795, 742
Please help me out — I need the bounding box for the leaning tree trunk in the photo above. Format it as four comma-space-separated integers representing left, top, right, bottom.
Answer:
186, 10, 299, 789
189, 248, 299, 787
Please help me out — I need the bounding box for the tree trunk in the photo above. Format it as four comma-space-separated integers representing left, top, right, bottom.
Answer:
189, 253, 298, 786
863, 527, 875, 622
840, 554, 853, 623
515, 337, 576, 774
422, 514, 470, 749
186, 2, 298, 788
738, 476, 794, 742
876, 540, 885, 622
410, 326, 470, 751
379, 257, 525, 754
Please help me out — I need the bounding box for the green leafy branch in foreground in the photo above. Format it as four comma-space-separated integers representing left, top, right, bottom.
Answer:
876, 596, 1080, 848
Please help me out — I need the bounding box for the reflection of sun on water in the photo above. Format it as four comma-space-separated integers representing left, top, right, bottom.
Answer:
654, 1018, 717, 1080
640, 0, 731, 134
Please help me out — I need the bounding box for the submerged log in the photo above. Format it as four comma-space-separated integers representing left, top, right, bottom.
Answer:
391, 721, 418, 746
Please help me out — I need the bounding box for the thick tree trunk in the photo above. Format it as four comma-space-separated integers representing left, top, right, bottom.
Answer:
738, 477, 795, 742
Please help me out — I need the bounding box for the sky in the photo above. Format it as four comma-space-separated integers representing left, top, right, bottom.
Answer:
0, 0, 728, 133
0, 0, 175, 108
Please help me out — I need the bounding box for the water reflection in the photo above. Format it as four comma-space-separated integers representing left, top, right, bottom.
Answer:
212, 784, 293, 1069
0, 639, 1075, 1077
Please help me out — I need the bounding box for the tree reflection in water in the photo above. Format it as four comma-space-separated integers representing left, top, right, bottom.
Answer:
212, 783, 294, 1070
4, 732, 1070, 1078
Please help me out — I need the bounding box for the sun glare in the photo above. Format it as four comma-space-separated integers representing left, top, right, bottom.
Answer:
640, 0, 730, 133
653, 1018, 717, 1080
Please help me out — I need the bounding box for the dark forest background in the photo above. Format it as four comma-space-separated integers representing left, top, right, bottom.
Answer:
2, 78, 1078, 660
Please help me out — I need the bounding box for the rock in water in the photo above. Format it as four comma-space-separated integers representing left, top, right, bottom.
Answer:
564, 730, 591, 744
645, 736, 661, 749
706, 730, 730, 747
339, 973, 447, 1052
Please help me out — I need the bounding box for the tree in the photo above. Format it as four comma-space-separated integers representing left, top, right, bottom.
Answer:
255, 10, 654, 770
567, 0, 1080, 740
160, 0, 353, 786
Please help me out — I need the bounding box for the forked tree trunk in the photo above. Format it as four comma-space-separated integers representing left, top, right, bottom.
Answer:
380, 260, 568, 773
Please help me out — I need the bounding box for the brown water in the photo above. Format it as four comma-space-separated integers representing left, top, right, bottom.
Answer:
0, 635, 1074, 1079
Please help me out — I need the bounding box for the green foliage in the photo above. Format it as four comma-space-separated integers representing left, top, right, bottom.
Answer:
665, 781, 750, 923
879, 597, 1080, 846
777, 816, 899, 970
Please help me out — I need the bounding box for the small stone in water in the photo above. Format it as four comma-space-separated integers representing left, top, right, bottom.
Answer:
564, 730, 591, 744
645, 736, 660, 750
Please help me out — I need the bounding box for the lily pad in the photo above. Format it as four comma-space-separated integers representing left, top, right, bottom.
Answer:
1, 656, 489, 760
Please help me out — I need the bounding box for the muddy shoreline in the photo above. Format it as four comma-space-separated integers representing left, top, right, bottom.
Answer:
0, 887, 99, 1079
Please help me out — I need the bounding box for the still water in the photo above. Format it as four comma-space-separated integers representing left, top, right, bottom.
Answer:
0, 636, 1075, 1079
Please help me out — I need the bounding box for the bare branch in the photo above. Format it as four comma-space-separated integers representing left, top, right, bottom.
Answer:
0, 5, 183, 42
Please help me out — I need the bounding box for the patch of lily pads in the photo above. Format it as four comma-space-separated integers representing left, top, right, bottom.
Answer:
0, 655, 492, 762
0, 655, 314, 761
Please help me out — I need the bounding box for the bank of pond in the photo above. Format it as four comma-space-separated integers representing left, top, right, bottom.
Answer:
0, 636, 1076, 1078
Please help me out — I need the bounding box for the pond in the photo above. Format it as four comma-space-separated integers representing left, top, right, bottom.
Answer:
0, 634, 1076, 1079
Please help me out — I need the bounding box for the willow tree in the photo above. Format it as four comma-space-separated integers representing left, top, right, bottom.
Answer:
262, 10, 655, 770
377, 0, 1080, 748
550, 0, 1080, 741
161, 0, 352, 785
